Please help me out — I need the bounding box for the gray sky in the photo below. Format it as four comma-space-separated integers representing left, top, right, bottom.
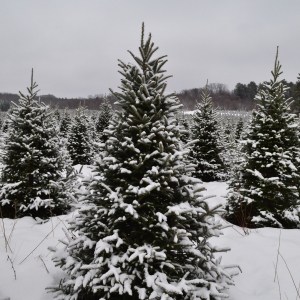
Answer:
1, 0, 300, 98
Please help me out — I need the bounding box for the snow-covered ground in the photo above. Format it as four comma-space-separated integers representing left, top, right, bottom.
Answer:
1, 172, 300, 300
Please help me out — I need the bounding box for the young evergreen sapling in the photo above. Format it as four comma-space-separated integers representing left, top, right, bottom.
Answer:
67, 106, 92, 165
191, 85, 226, 182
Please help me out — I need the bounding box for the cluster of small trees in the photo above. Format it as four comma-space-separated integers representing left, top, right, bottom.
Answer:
0, 24, 300, 299
0, 73, 113, 219
178, 77, 300, 112
226, 50, 300, 229
181, 48, 300, 229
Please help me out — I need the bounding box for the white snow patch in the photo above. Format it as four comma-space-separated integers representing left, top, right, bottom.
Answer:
0, 181, 300, 300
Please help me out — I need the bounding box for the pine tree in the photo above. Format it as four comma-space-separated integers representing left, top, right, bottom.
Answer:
59, 110, 72, 135
191, 86, 226, 182
51, 24, 232, 300
177, 112, 190, 144
0, 70, 72, 219
53, 108, 61, 123
1, 115, 10, 133
226, 49, 300, 228
235, 117, 244, 141
95, 100, 113, 143
67, 106, 92, 165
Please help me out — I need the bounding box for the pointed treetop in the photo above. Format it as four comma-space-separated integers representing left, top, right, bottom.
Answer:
30, 68, 38, 91
275, 46, 279, 64
19, 68, 39, 102
272, 46, 282, 81
200, 79, 212, 102
31, 68, 34, 88
205, 79, 209, 91
141, 22, 145, 48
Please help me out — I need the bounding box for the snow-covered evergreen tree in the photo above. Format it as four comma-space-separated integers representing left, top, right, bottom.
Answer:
95, 100, 113, 143
177, 112, 190, 144
218, 113, 249, 174
67, 106, 92, 165
0, 70, 72, 219
235, 117, 244, 141
59, 110, 72, 136
51, 24, 233, 300
226, 49, 300, 228
1, 116, 10, 133
53, 108, 61, 123
191, 86, 226, 182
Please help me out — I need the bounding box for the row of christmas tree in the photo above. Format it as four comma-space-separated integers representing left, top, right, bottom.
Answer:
0, 23, 299, 298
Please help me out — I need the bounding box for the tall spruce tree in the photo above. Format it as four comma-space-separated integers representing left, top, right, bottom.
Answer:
191, 86, 226, 182
0, 70, 71, 219
67, 106, 92, 165
226, 49, 300, 228
51, 25, 232, 299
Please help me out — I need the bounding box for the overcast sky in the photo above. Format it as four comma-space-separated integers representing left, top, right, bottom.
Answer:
1, 0, 300, 98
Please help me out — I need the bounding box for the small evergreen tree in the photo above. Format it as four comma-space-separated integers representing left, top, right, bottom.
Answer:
1, 115, 10, 133
59, 110, 72, 135
51, 24, 233, 300
67, 106, 92, 165
0, 70, 72, 219
191, 86, 226, 182
226, 49, 300, 228
177, 112, 190, 144
53, 108, 61, 123
235, 117, 244, 141
95, 99, 113, 143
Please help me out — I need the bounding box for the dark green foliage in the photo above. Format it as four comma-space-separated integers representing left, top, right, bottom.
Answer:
1, 115, 10, 132
233, 81, 258, 100
235, 117, 244, 141
178, 114, 190, 143
67, 107, 92, 165
0, 71, 71, 219
0, 100, 10, 112
59, 110, 72, 135
191, 87, 226, 182
226, 50, 300, 228
95, 100, 113, 142
291, 75, 300, 112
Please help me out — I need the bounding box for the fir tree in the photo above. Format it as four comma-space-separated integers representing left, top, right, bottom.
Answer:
53, 108, 61, 123
235, 117, 244, 141
67, 106, 92, 165
0, 70, 72, 219
191, 86, 226, 182
51, 24, 233, 299
226, 49, 300, 228
59, 110, 72, 135
177, 113, 190, 144
1, 116, 10, 133
95, 99, 114, 143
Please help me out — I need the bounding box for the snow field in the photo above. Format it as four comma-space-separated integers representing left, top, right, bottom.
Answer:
203, 182, 300, 300
0, 177, 300, 299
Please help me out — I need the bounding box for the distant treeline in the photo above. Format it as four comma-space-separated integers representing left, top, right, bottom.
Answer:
0, 93, 117, 111
178, 79, 300, 111
1, 78, 300, 112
